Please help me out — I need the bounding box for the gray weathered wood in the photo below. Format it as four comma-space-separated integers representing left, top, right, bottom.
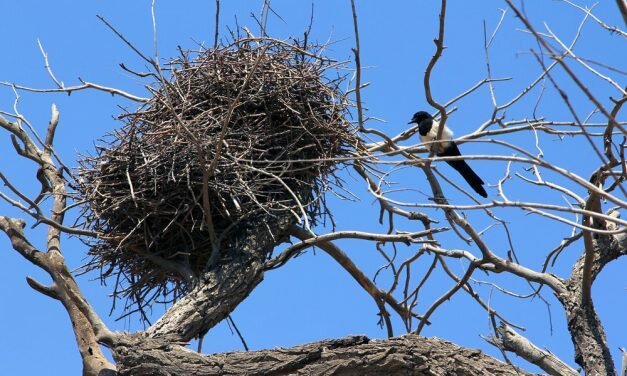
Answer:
113, 333, 536, 376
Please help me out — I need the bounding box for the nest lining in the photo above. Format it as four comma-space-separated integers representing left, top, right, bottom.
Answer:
76, 38, 356, 311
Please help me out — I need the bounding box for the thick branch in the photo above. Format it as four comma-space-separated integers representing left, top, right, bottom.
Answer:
1, 108, 115, 374
488, 322, 578, 376
113, 333, 534, 376
557, 230, 626, 375
0, 216, 115, 375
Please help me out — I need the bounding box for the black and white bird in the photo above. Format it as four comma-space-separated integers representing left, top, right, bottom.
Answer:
408, 111, 487, 198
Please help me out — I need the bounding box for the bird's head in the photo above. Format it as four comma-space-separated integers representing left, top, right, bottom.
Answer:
408, 111, 432, 125
409, 111, 435, 136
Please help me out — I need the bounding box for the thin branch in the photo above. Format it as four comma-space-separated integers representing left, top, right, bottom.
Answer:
423, 0, 450, 159
227, 315, 249, 351
544, 23, 625, 95
97, 15, 155, 66
559, 0, 627, 35
505, 0, 625, 136
37, 39, 63, 89
1, 81, 148, 102
214, 0, 220, 49
423, 0, 448, 118
416, 263, 476, 334
284, 225, 430, 329
349, 0, 365, 130
267, 227, 444, 270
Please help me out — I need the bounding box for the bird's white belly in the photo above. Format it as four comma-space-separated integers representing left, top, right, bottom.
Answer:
420, 121, 453, 151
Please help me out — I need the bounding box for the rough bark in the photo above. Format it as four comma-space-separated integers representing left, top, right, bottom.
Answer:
488, 323, 578, 376
558, 232, 626, 376
113, 333, 535, 376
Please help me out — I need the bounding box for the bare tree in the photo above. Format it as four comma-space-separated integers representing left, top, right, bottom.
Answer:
1, 1, 625, 375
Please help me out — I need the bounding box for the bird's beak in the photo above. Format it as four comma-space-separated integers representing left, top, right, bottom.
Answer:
408, 120, 415, 124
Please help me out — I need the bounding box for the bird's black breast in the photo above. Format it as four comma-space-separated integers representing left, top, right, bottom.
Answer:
418, 118, 433, 136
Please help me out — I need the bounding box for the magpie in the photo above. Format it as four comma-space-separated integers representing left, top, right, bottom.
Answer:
408, 111, 487, 198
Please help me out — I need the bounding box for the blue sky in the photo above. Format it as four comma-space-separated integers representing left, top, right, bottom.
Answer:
0, 1, 625, 374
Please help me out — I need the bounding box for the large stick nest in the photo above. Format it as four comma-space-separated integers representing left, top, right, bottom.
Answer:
76, 38, 357, 312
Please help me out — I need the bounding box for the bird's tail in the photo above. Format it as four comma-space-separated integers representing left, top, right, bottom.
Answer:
446, 159, 487, 197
